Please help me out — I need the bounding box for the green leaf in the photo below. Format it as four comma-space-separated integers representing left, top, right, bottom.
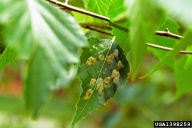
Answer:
108, 0, 130, 55
174, 46, 192, 99
148, 18, 179, 67
0, 24, 16, 71
125, 0, 166, 80
83, 0, 112, 16
0, 46, 16, 70
1, 0, 88, 117
70, 37, 129, 127
142, 31, 192, 78
108, 0, 126, 20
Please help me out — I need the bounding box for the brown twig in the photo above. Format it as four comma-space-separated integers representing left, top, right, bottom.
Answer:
46, 0, 183, 39
155, 28, 183, 39
82, 25, 113, 36
46, 0, 110, 22
46, 0, 192, 54
146, 43, 192, 54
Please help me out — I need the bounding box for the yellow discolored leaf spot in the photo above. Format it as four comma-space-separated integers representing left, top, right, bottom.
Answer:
113, 77, 119, 83
99, 54, 105, 60
86, 56, 98, 66
104, 76, 111, 85
83, 89, 93, 100
96, 78, 104, 92
107, 54, 114, 63
90, 78, 97, 86
113, 49, 118, 57
117, 60, 123, 69
111, 69, 120, 78
86, 60, 93, 66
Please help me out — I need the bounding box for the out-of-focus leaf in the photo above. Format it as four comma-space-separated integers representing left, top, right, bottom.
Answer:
108, 0, 130, 55
70, 37, 129, 127
174, 47, 192, 99
82, 0, 111, 16
157, 0, 192, 27
103, 110, 123, 128
0, 46, 16, 70
81, 0, 111, 32
108, 0, 126, 20
125, 0, 166, 80
0, 0, 87, 117
0, 20, 16, 70
142, 31, 192, 78
148, 18, 179, 67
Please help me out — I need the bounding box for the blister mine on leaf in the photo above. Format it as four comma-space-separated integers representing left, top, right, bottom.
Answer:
70, 37, 130, 128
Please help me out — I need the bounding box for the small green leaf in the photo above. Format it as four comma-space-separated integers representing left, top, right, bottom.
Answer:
108, 0, 126, 20
125, 0, 166, 80
174, 46, 192, 99
70, 37, 129, 127
0, 46, 16, 70
142, 31, 192, 78
83, 0, 112, 16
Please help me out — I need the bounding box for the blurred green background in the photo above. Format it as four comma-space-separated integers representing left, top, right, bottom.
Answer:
0, 54, 192, 128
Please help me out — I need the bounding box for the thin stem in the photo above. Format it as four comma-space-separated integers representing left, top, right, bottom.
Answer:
46, 0, 110, 22
46, 0, 192, 54
84, 27, 192, 54
155, 28, 183, 39
46, 0, 183, 39
146, 43, 192, 54
82, 25, 113, 36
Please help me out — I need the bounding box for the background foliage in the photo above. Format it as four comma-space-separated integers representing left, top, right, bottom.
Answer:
0, 0, 192, 127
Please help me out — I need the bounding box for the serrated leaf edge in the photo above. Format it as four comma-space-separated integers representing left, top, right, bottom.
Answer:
70, 36, 116, 127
